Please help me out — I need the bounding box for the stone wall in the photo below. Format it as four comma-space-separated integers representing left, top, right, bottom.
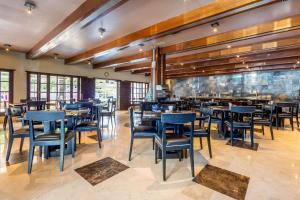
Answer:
169, 70, 300, 100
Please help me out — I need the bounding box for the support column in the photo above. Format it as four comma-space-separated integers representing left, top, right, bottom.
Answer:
151, 47, 163, 100
161, 54, 166, 86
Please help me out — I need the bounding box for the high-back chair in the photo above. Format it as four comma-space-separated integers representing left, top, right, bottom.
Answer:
275, 102, 295, 131
254, 104, 275, 140
190, 107, 213, 158
155, 112, 196, 181
128, 107, 156, 161
225, 106, 256, 147
5, 107, 29, 162
25, 111, 76, 174
75, 105, 102, 148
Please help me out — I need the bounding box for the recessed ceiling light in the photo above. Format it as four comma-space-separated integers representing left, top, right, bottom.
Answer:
236, 55, 240, 58
227, 45, 232, 49
297, 60, 300, 64
180, 63, 184, 66
4, 44, 12, 52
202, 70, 205, 73
24, 0, 36, 14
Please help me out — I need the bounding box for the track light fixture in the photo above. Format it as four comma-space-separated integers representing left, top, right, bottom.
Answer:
24, 0, 36, 14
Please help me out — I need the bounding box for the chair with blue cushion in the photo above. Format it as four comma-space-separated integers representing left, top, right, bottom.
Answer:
75, 105, 102, 148
187, 107, 213, 158
225, 106, 256, 147
254, 104, 275, 140
26, 111, 76, 174
155, 112, 196, 181
128, 107, 156, 161
5, 107, 29, 162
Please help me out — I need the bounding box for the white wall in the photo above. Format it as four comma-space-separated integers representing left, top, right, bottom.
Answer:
0, 50, 150, 102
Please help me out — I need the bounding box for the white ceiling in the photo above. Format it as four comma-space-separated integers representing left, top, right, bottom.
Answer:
0, 0, 86, 51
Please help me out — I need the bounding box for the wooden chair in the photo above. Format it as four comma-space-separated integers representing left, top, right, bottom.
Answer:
5, 107, 29, 161
128, 107, 156, 161
275, 102, 295, 131
75, 105, 102, 148
189, 107, 213, 158
254, 104, 275, 140
225, 106, 256, 147
25, 111, 75, 174
155, 112, 196, 181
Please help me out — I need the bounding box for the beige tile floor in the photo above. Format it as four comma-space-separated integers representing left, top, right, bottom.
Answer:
0, 111, 300, 200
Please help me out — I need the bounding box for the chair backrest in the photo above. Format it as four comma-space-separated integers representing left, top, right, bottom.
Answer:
25, 111, 65, 122
198, 107, 213, 133
161, 112, 196, 125
27, 100, 46, 111
25, 111, 65, 141
64, 103, 80, 110
275, 102, 296, 115
230, 106, 256, 114
6, 107, 23, 136
262, 104, 275, 121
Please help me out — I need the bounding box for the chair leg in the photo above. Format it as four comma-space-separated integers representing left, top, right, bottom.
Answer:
78, 132, 81, 144
199, 137, 203, 149
19, 137, 25, 152
3, 115, 7, 130
59, 143, 65, 172
72, 138, 75, 158
207, 136, 212, 159
96, 129, 102, 148
230, 129, 234, 146
128, 137, 134, 161
27, 145, 35, 174
262, 125, 265, 135
154, 143, 158, 164
291, 117, 294, 131
270, 125, 274, 140
6, 138, 13, 161
250, 127, 254, 147
162, 149, 166, 181
276, 117, 279, 130
296, 115, 299, 127
152, 137, 154, 150
189, 147, 195, 177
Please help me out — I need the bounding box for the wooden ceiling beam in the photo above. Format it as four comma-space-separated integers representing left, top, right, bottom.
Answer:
161, 14, 300, 54
114, 63, 151, 72
94, 35, 300, 69
166, 57, 300, 76
166, 48, 300, 71
166, 64, 298, 78
131, 68, 151, 74
66, 0, 278, 64
166, 36, 300, 65
26, 0, 128, 59
94, 50, 152, 68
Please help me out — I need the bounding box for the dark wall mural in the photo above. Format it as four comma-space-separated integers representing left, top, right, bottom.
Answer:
169, 70, 300, 100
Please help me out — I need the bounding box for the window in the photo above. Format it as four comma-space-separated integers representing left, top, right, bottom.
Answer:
95, 79, 118, 102
28, 72, 80, 102
130, 82, 149, 104
0, 71, 12, 112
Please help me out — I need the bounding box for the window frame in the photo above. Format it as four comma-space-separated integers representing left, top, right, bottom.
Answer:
130, 81, 149, 105
27, 71, 81, 102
